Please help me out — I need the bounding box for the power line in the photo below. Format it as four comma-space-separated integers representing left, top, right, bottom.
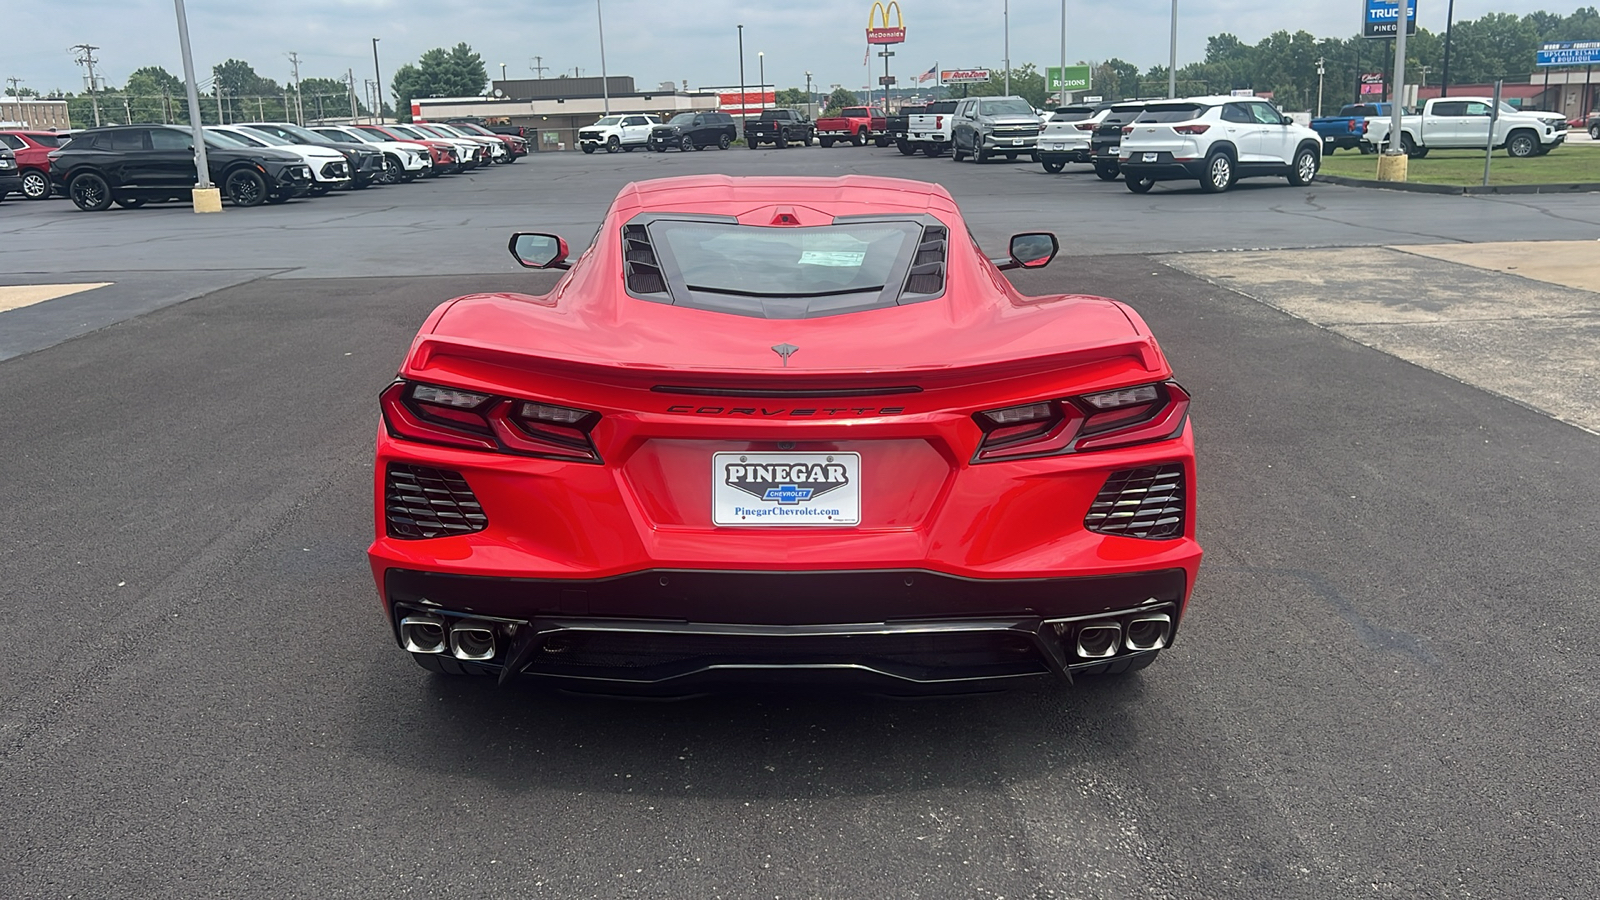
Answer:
70, 43, 102, 126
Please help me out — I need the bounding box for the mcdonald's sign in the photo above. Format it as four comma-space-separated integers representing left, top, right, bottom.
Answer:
867, 1, 906, 45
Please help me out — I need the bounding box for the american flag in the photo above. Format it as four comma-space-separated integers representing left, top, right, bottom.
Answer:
918, 64, 938, 84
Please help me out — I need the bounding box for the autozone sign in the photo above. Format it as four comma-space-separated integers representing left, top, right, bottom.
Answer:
940, 69, 991, 84
867, 1, 906, 44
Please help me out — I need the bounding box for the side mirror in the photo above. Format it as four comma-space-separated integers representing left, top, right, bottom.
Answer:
508, 232, 571, 270
994, 233, 1059, 271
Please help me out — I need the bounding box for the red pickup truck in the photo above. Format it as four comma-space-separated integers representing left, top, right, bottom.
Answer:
816, 107, 889, 147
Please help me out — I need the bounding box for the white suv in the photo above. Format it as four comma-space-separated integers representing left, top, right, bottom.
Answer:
1037, 105, 1108, 172
1118, 97, 1322, 193
579, 115, 660, 153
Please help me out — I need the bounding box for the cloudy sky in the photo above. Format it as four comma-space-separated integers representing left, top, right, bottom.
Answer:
10, 1, 1572, 98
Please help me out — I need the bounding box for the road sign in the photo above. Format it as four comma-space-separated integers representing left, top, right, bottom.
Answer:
1046, 65, 1091, 92
1362, 0, 1417, 39
878, 75, 897, 85
1537, 41, 1600, 66
940, 68, 991, 84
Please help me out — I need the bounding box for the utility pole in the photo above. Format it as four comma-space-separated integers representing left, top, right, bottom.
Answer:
371, 38, 384, 123
71, 44, 103, 126
1168, 0, 1178, 98
1316, 56, 1326, 117
1418, 65, 1431, 88
530, 56, 548, 78
215, 84, 224, 125
288, 51, 304, 125
1003, 0, 1010, 95
347, 68, 358, 121
5, 77, 20, 98
123, 95, 132, 124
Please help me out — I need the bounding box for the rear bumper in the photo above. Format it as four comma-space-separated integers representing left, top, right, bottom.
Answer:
1118, 157, 1207, 181
383, 567, 1188, 693
1038, 148, 1093, 164
0, 173, 22, 194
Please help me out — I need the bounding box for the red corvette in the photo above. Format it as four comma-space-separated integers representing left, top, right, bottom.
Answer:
370, 175, 1201, 693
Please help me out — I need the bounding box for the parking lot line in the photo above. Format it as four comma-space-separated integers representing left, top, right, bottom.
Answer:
0, 283, 113, 313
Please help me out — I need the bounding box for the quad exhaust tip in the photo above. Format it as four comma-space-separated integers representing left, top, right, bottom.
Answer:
1124, 613, 1172, 652
400, 615, 448, 655
1075, 623, 1122, 659
450, 621, 498, 661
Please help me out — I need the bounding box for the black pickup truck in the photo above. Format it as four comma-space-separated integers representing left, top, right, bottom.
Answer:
887, 106, 924, 153
744, 109, 816, 148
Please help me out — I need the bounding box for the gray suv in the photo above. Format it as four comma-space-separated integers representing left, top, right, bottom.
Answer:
950, 96, 1045, 163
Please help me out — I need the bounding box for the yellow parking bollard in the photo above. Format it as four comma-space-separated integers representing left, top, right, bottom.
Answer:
1376, 152, 1408, 182
191, 187, 222, 213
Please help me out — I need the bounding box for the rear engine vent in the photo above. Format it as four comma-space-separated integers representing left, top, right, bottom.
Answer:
385, 464, 488, 540
623, 224, 668, 295
1084, 464, 1185, 539
903, 225, 947, 298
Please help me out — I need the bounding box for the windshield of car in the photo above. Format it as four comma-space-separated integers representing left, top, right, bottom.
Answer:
668, 113, 697, 125
338, 129, 383, 143
431, 124, 472, 138
235, 129, 292, 146
387, 126, 427, 139
1137, 103, 1207, 123
454, 123, 493, 135
202, 130, 251, 149
269, 122, 329, 143
646, 220, 925, 318
1499, 102, 1523, 115
978, 98, 1034, 116
24, 133, 66, 147
593, 117, 622, 127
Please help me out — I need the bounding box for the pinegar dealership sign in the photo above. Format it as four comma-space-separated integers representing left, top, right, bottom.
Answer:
1362, 0, 1417, 38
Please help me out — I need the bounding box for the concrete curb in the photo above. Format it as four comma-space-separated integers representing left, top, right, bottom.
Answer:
1318, 173, 1600, 195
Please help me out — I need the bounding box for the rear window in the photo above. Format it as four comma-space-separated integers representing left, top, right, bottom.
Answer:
842, 108, 872, 118
1050, 108, 1095, 122
1103, 105, 1145, 124
1137, 104, 1207, 123
627, 218, 944, 319
26, 133, 66, 147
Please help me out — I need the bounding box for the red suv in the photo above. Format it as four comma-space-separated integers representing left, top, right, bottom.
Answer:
0, 131, 70, 200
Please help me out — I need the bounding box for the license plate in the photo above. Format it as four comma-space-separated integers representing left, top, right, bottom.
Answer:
1143, 152, 1159, 162
713, 452, 861, 526
1012, 139, 1025, 145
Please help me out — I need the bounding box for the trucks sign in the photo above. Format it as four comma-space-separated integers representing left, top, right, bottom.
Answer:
940, 68, 991, 84
1363, 0, 1417, 39
1537, 41, 1600, 66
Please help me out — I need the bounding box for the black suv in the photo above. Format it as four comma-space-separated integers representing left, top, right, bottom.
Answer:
238, 122, 386, 188
0, 146, 21, 201
649, 111, 738, 151
1091, 101, 1148, 181
744, 109, 815, 149
48, 125, 312, 211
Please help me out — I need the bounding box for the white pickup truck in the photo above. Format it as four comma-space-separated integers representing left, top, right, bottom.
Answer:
1363, 97, 1568, 158
902, 100, 959, 157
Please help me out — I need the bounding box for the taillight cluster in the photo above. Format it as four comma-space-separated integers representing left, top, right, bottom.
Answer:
972, 382, 1190, 463
380, 380, 602, 463
1074, 122, 1096, 131
1173, 124, 1211, 135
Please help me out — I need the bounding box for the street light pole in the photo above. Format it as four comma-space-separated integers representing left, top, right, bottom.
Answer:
737, 24, 746, 136
1058, 0, 1067, 108
805, 71, 812, 115
1380, 0, 1411, 181
596, 0, 610, 114
758, 52, 765, 110
1168, 0, 1178, 98
500, 63, 507, 82
172, 0, 219, 211
371, 37, 383, 123
1441, 0, 1457, 98
1003, 0, 1010, 95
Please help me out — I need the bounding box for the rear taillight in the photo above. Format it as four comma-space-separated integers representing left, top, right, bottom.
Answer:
1074, 122, 1096, 131
380, 380, 602, 462
972, 382, 1190, 463
1121, 125, 1135, 135
1173, 124, 1210, 135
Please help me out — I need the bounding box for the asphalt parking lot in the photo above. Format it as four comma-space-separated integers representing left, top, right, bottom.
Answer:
3, 148, 1599, 899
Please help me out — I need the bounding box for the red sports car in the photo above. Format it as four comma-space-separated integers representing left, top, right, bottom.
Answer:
370, 175, 1201, 693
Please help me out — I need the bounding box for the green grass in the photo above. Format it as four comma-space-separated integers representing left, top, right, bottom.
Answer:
1320, 142, 1600, 186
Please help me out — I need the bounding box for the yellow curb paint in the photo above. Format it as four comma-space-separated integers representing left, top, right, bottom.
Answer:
0, 283, 114, 313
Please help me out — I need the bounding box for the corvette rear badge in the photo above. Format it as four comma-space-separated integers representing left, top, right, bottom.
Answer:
771, 343, 799, 366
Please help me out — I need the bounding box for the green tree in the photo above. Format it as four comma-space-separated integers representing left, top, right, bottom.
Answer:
391, 42, 488, 116
822, 86, 859, 114
966, 65, 1049, 106
774, 87, 807, 108
298, 77, 363, 122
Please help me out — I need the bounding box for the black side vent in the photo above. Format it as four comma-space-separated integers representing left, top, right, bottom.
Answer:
623, 224, 668, 295
902, 225, 948, 298
1084, 464, 1185, 540
385, 464, 488, 540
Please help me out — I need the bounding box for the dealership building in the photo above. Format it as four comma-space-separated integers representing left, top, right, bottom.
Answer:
412, 75, 719, 151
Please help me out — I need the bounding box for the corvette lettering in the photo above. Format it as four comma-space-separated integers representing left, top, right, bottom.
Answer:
668, 406, 906, 417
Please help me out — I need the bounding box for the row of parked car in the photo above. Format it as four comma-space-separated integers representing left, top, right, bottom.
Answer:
0, 119, 529, 210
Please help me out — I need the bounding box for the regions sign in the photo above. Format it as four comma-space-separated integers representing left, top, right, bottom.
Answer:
940, 68, 991, 84
1537, 41, 1600, 66
1362, 0, 1417, 39
1046, 65, 1091, 92
867, 1, 906, 45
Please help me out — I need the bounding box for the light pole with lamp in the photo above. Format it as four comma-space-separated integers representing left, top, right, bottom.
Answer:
1057, 0, 1067, 109
737, 24, 746, 137
758, 52, 765, 109
596, 0, 610, 114
805, 71, 812, 116
1003, 0, 1010, 95
172, 0, 220, 212
1168, 0, 1178, 98
500, 63, 507, 82
371, 37, 384, 122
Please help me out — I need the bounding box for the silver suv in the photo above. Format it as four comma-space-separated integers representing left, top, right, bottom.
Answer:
949, 96, 1044, 164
